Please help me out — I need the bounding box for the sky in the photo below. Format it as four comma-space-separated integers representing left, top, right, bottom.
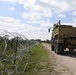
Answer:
0, 0, 76, 40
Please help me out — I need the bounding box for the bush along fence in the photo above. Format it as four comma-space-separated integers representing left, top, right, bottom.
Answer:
0, 29, 39, 75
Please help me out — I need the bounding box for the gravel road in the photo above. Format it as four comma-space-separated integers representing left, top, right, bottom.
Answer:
42, 43, 76, 75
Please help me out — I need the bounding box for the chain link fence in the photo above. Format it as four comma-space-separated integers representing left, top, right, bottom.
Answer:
0, 29, 39, 75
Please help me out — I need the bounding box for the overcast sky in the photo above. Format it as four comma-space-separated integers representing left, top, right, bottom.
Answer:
0, 0, 76, 40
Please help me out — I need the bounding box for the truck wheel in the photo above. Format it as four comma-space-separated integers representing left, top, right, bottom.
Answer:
54, 44, 57, 53
69, 49, 73, 51
55, 43, 64, 54
51, 45, 54, 51
55, 45, 61, 54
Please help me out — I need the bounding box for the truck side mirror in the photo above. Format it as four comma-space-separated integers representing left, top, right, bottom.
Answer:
48, 29, 50, 32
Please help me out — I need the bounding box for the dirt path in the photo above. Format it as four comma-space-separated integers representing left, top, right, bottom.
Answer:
42, 43, 76, 75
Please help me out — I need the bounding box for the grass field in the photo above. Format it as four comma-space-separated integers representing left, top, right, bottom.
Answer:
0, 42, 59, 75
23, 43, 58, 75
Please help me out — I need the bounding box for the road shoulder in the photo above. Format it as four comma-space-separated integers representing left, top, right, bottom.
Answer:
42, 43, 73, 75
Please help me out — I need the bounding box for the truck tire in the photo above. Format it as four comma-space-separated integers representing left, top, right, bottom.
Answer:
69, 49, 73, 51
55, 43, 64, 54
51, 45, 54, 51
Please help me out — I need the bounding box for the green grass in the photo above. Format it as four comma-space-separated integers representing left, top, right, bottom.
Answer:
0, 39, 30, 75
0, 42, 59, 75
23, 43, 58, 75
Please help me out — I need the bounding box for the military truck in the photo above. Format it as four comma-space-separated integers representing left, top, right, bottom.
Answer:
49, 20, 76, 54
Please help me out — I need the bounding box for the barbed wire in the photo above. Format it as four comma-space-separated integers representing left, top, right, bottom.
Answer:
0, 29, 39, 75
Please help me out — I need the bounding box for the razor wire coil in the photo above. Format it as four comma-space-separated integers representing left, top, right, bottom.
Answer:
0, 29, 39, 75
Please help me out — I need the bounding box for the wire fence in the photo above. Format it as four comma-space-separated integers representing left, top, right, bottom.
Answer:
0, 29, 39, 75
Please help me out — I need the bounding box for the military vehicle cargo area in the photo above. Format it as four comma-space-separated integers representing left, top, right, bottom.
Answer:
50, 20, 76, 54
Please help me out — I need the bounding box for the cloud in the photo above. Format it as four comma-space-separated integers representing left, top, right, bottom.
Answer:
9, 7, 15, 11
58, 14, 65, 18
0, 16, 20, 25
25, 19, 53, 28
72, 11, 76, 16
37, 19, 53, 27
0, 16, 50, 40
0, 16, 21, 33
1, 0, 76, 40
72, 17, 76, 23
22, 0, 76, 13
1, 0, 76, 20
22, 10, 52, 20
1, 0, 76, 12
22, 3, 52, 21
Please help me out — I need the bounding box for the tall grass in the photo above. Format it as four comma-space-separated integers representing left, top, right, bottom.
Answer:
23, 43, 58, 75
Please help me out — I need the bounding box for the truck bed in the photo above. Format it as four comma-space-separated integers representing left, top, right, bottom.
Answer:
59, 27, 76, 37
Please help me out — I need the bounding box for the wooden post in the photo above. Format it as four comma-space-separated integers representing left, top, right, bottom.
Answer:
14, 36, 18, 66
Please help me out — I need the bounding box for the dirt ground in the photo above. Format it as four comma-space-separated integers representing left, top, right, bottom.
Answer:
42, 43, 76, 75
